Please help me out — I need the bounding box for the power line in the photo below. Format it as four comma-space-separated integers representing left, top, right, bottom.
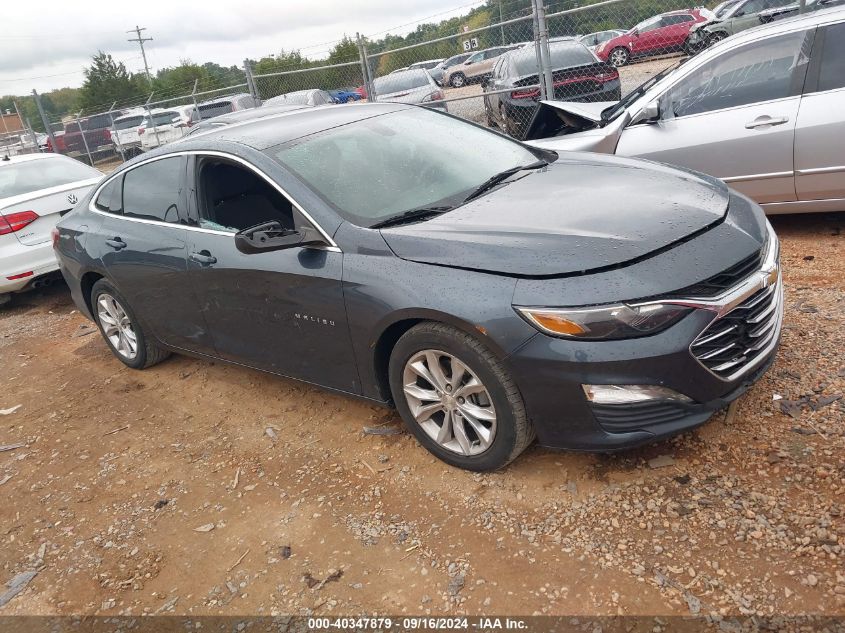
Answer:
127, 25, 153, 82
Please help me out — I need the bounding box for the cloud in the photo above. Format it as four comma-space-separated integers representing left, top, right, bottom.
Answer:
1, 0, 481, 94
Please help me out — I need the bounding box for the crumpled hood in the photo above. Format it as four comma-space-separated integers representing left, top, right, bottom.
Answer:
380, 153, 729, 277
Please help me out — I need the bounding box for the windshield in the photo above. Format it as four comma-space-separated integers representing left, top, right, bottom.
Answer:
374, 70, 430, 95
631, 15, 662, 32
113, 115, 143, 130
601, 60, 682, 121
146, 111, 180, 126
0, 156, 100, 199
198, 101, 234, 118
268, 107, 546, 228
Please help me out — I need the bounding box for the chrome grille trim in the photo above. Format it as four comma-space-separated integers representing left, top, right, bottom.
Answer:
637, 221, 782, 383
683, 220, 782, 383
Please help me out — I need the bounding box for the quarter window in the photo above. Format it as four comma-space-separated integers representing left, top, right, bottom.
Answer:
817, 23, 845, 92
660, 30, 812, 118
121, 157, 184, 223
94, 177, 122, 214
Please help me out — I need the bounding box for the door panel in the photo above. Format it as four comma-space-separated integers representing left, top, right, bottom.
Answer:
186, 233, 359, 392
617, 97, 800, 202
95, 215, 211, 351
794, 89, 845, 200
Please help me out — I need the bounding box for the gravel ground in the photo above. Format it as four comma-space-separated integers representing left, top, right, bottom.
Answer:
0, 212, 842, 619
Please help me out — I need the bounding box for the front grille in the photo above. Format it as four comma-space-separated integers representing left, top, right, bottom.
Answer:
691, 280, 782, 379
667, 250, 763, 298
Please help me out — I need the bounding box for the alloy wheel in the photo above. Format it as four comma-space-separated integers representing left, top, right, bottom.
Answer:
96, 293, 138, 360
450, 74, 465, 88
402, 349, 497, 456
609, 48, 629, 67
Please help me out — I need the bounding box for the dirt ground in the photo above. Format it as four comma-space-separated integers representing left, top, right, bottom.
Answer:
0, 213, 843, 619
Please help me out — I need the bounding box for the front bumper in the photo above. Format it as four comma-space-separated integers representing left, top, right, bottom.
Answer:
506, 223, 783, 450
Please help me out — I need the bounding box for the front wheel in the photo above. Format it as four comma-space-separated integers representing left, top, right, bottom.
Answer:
449, 72, 466, 88
388, 322, 534, 471
608, 47, 630, 67
90, 279, 170, 370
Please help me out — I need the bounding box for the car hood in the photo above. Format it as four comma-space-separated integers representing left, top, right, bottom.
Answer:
380, 153, 729, 277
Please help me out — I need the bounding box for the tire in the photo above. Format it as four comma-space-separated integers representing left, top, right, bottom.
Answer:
0, 293, 10, 308
90, 279, 170, 370
388, 322, 534, 471
449, 72, 466, 88
608, 47, 630, 67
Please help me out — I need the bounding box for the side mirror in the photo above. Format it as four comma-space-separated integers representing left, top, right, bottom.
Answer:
234, 221, 323, 254
635, 99, 661, 124
632, 28, 640, 37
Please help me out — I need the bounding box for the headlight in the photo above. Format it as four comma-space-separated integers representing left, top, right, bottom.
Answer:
516, 303, 692, 340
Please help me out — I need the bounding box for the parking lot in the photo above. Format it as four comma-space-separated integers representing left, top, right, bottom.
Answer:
1, 212, 842, 617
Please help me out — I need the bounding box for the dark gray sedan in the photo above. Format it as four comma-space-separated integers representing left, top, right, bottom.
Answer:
54, 103, 782, 471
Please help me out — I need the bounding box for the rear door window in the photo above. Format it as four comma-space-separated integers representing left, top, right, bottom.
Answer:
815, 22, 845, 92
121, 157, 185, 223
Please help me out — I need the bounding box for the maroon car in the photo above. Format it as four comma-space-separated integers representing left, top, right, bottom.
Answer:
596, 9, 709, 66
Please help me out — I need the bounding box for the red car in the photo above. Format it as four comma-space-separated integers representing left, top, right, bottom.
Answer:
596, 9, 709, 67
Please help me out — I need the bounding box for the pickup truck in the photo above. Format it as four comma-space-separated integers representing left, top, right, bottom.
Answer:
59, 112, 122, 162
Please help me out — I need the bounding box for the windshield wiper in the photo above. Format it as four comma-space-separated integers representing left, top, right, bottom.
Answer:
370, 206, 453, 229
462, 160, 547, 204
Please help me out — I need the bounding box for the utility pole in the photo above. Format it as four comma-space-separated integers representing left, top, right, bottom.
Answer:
127, 25, 153, 82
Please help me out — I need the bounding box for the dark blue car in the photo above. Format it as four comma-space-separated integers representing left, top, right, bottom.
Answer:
53, 103, 782, 471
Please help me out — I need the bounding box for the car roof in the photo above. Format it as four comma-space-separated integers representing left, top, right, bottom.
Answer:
163, 102, 412, 152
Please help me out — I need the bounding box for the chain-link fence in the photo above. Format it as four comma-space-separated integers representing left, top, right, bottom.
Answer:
28, 0, 717, 165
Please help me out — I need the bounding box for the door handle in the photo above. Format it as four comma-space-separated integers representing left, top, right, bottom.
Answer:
745, 115, 789, 129
189, 250, 217, 265
105, 237, 127, 250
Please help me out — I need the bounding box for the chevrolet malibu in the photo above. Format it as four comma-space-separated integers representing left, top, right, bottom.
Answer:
54, 104, 782, 471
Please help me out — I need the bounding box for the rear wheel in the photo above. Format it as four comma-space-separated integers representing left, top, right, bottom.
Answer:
608, 47, 630, 67
449, 72, 466, 88
388, 322, 534, 471
90, 279, 170, 370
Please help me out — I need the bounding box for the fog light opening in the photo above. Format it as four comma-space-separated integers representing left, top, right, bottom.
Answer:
583, 384, 693, 405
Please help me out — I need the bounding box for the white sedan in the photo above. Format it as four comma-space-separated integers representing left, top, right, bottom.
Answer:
0, 153, 102, 305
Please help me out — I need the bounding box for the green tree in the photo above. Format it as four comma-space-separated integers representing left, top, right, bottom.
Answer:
78, 51, 146, 113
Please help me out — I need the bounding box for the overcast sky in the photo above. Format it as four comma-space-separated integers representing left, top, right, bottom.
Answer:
0, 0, 482, 96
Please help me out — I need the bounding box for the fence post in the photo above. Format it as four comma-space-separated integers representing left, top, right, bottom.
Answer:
357, 33, 376, 102
25, 118, 41, 152
32, 90, 57, 151
243, 59, 260, 102
191, 79, 202, 122
144, 92, 162, 150
531, 0, 555, 101
107, 102, 126, 162
74, 113, 95, 166
12, 101, 33, 153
